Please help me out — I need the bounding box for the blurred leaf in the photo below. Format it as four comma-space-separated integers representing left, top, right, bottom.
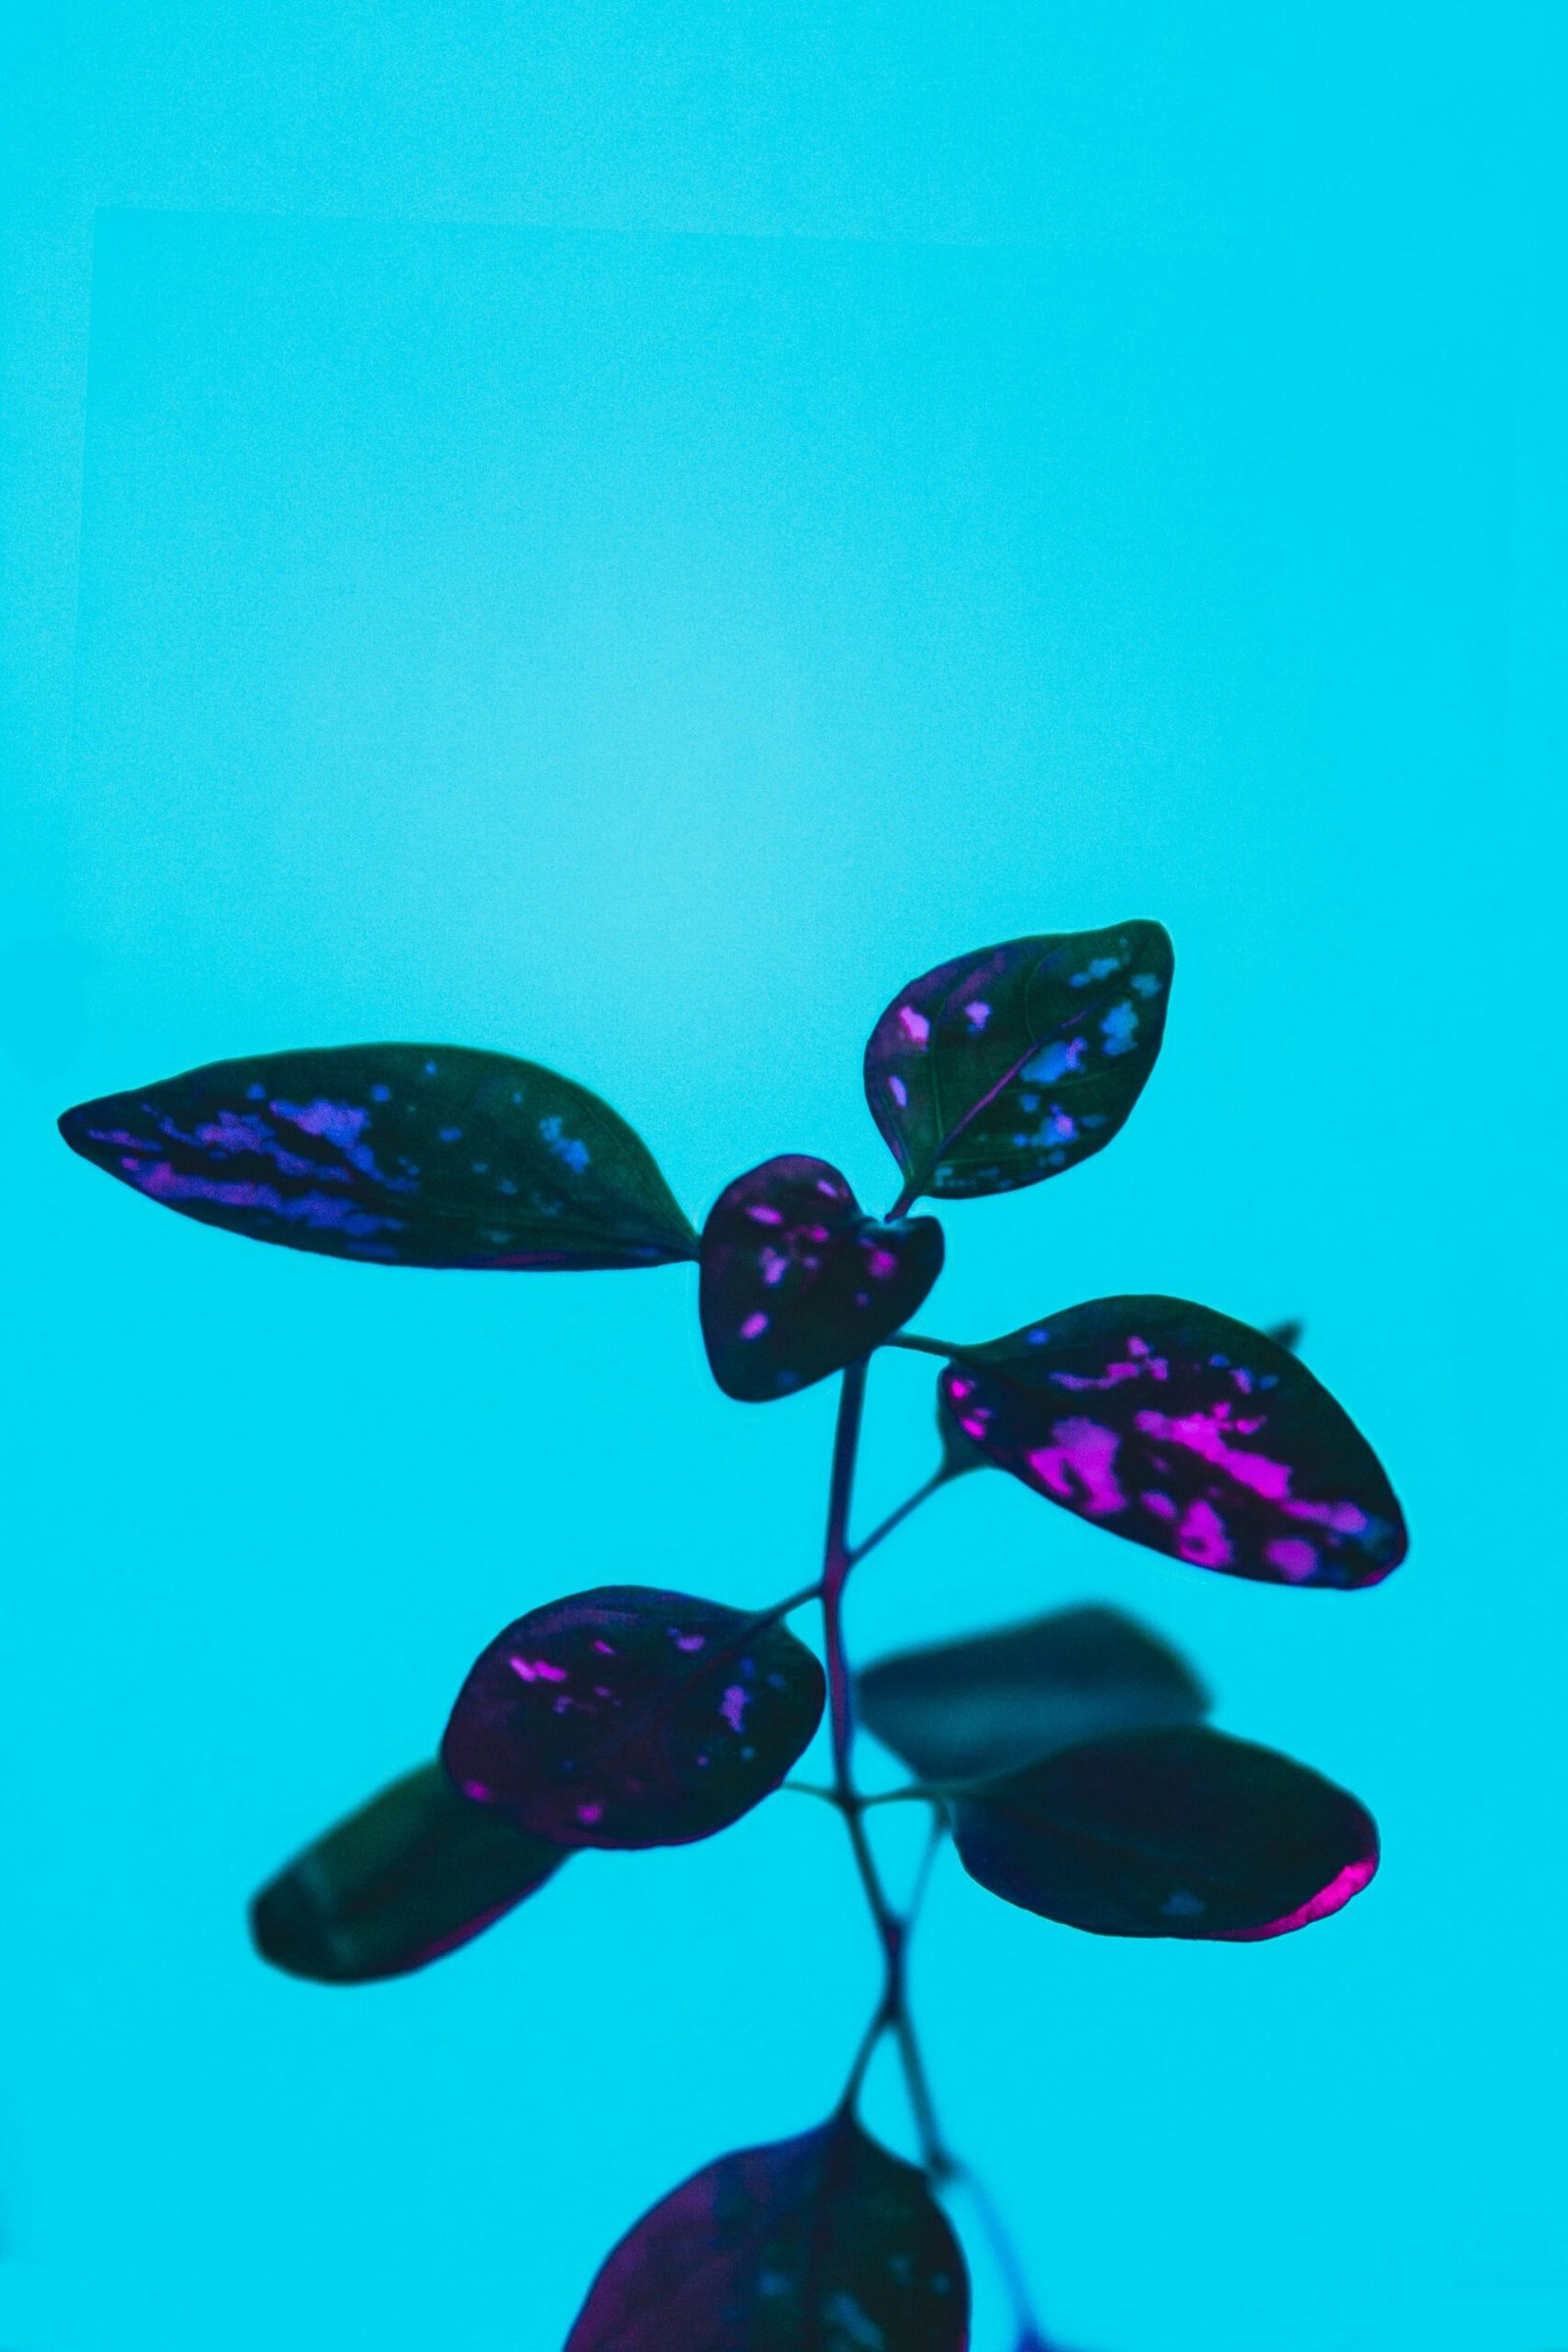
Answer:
863, 921, 1172, 1202
59, 1044, 697, 1269
1266, 1318, 1304, 1353
941, 1296, 1405, 1589
952, 1724, 1378, 1939
249, 1762, 565, 1984
858, 1604, 1210, 1784
565, 2115, 968, 2352
442, 1587, 825, 1848
700, 1154, 943, 1401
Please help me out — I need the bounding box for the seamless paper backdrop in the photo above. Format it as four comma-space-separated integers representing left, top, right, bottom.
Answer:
4, 198, 1563, 2351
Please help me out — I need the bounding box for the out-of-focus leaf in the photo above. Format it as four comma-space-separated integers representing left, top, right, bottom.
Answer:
940, 1296, 1405, 1589
858, 1604, 1210, 1784
863, 922, 1173, 1202
565, 2115, 968, 2352
249, 1762, 565, 1984
952, 1724, 1378, 1939
441, 1587, 825, 1848
1266, 1318, 1304, 1353
59, 1045, 697, 1269
700, 1154, 943, 1401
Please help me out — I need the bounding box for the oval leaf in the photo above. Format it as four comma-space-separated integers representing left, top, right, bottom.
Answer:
858, 1604, 1210, 1784
863, 921, 1173, 1202
58, 1045, 697, 1269
700, 1154, 944, 1401
952, 1724, 1378, 1939
565, 2115, 968, 2352
941, 1297, 1406, 1589
441, 1586, 826, 1848
249, 1762, 566, 1984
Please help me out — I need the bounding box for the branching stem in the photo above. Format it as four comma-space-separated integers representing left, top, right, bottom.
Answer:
816, 1352, 1048, 2347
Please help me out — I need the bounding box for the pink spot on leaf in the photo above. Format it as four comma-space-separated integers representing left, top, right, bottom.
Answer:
1026, 1419, 1127, 1517
1217, 1852, 1378, 1941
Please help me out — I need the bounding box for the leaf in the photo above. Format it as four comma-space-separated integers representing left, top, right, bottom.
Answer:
863, 921, 1173, 1202
936, 1384, 992, 1478
700, 1155, 944, 1401
951, 1724, 1378, 1940
940, 1296, 1406, 1589
58, 1045, 697, 1269
249, 1762, 566, 1984
858, 1604, 1210, 1784
441, 1587, 826, 1848
1266, 1318, 1304, 1353
564, 2114, 968, 2352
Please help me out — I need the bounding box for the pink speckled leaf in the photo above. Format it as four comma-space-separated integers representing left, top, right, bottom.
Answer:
952, 1725, 1378, 1940
58, 1045, 697, 1269
863, 922, 1173, 1203
249, 1762, 566, 1985
940, 1297, 1405, 1589
441, 1587, 825, 1849
700, 1155, 943, 1401
565, 2115, 968, 2352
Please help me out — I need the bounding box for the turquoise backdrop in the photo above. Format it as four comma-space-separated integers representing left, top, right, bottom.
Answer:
3, 9, 1563, 2349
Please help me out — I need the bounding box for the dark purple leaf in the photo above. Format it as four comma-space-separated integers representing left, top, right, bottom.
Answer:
940, 1297, 1405, 1589
565, 2115, 969, 2352
936, 1385, 991, 1479
249, 1762, 565, 1984
858, 1604, 1210, 1784
441, 1587, 825, 1848
863, 922, 1173, 1202
952, 1724, 1378, 1940
58, 1045, 697, 1270
700, 1155, 943, 1401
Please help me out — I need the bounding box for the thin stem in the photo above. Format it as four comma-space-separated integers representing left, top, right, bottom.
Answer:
951, 2162, 1049, 2349
885, 1329, 975, 1363
846, 1465, 954, 1566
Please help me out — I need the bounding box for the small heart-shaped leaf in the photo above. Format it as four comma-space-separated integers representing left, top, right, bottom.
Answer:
858, 1604, 1210, 1785
864, 921, 1173, 1202
700, 1155, 944, 1401
249, 1762, 566, 1984
941, 1297, 1405, 1588
565, 2115, 968, 2352
441, 1587, 825, 1848
952, 1725, 1378, 1939
59, 1045, 697, 1269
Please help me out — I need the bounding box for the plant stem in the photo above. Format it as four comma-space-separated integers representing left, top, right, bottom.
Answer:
885, 1329, 971, 1362
817, 1356, 1049, 2347
847, 1466, 955, 1566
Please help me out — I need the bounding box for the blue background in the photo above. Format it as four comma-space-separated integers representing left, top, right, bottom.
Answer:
3, 9, 1563, 2348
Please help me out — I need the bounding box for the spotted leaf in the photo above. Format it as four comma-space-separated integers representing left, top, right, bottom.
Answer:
700, 1155, 943, 1401
441, 1587, 825, 1848
565, 2115, 968, 2352
249, 1763, 567, 1984
58, 1045, 697, 1269
863, 921, 1173, 1202
952, 1725, 1379, 1939
858, 1604, 1210, 1785
940, 1297, 1405, 1589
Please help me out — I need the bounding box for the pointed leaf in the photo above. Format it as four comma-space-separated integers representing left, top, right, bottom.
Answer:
59, 1045, 697, 1269
700, 1155, 944, 1401
441, 1587, 825, 1848
565, 2115, 968, 2352
952, 1724, 1378, 1939
1266, 1318, 1304, 1353
858, 1604, 1210, 1784
864, 921, 1173, 1202
249, 1762, 566, 1984
940, 1297, 1405, 1589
